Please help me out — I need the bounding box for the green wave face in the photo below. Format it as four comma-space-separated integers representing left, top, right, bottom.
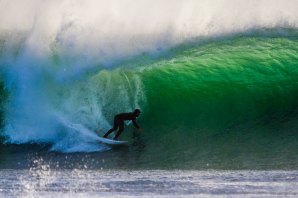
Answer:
141, 37, 298, 129
109, 36, 298, 169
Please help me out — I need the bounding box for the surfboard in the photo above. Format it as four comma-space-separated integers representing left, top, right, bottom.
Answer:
96, 137, 129, 147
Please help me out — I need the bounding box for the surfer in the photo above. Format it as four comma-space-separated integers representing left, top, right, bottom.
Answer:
103, 109, 142, 140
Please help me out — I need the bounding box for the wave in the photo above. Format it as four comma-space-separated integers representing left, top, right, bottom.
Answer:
0, 1, 298, 154
1, 34, 298, 154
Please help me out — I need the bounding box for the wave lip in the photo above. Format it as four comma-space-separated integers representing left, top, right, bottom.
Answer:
1, 0, 298, 63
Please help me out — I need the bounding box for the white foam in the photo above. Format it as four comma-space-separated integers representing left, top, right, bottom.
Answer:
1, 0, 298, 64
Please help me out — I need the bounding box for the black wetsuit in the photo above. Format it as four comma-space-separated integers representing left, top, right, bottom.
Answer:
103, 112, 140, 140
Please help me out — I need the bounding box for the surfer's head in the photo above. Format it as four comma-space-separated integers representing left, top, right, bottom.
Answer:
133, 109, 141, 117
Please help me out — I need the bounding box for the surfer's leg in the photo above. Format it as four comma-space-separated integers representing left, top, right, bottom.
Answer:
103, 118, 119, 138
103, 128, 115, 138
113, 121, 124, 140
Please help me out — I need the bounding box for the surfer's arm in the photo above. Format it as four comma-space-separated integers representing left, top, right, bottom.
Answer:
132, 119, 140, 129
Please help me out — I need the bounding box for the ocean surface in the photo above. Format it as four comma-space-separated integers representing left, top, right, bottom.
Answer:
0, 0, 298, 197
1, 169, 298, 197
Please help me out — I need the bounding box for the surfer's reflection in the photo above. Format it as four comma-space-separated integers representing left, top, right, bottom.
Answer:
132, 129, 146, 152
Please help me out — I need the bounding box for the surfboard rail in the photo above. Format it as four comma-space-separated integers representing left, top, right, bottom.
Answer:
96, 137, 129, 146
